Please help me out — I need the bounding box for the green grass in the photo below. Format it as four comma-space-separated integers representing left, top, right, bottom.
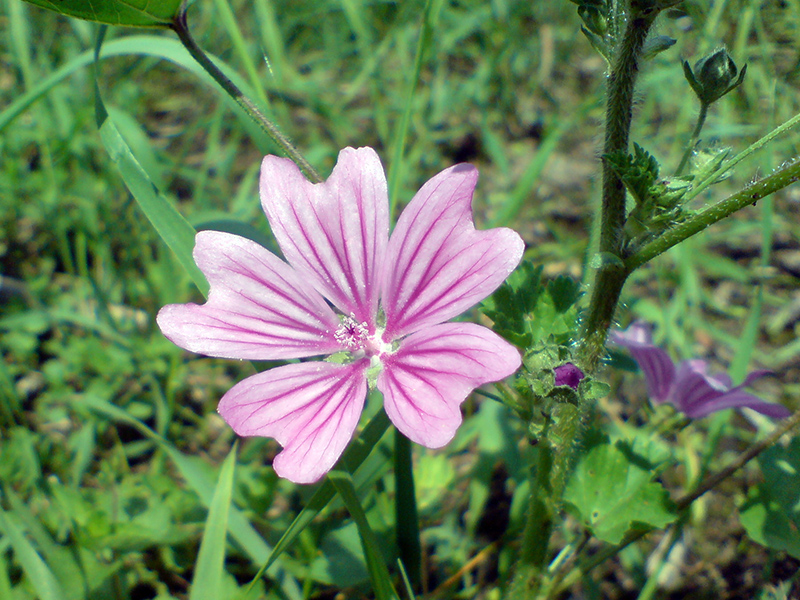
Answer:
2, 0, 800, 598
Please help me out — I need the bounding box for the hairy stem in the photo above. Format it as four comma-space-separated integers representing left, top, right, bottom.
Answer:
580, 1, 660, 371
508, 440, 555, 598
626, 157, 800, 271
171, 10, 321, 183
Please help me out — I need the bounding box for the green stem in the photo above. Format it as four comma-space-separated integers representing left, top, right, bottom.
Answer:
626, 157, 800, 271
508, 440, 555, 598
686, 109, 800, 204
394, 430, 421, 589
170, 10, 321, 183
579, 1, 660, 371
674, 102, 708, 176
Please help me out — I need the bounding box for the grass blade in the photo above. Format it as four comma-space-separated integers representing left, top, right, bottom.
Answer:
244, 409, 391, 594
328, 470, 399, 600
94, 77, 208, 295
190, 444, 238, 600
0, 504, 67, 600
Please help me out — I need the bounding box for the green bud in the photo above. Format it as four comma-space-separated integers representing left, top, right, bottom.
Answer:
683, 48, 747, 106
578, 5, 608, 36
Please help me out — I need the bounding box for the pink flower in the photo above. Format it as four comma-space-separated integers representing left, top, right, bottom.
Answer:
157, 147, 524, 483
610, 322, 790, 419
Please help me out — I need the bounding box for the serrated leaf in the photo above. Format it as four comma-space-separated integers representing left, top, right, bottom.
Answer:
564, 442, 676, 543
547, 275, 582, 314
740, 437, 800, 558
22, 0, 182, 27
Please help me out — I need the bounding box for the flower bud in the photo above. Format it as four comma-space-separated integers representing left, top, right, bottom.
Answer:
683, 48, 746, 106
554, 363, 585, 390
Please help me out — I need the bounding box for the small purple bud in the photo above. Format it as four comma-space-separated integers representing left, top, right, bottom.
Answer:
554, 363, 585, 389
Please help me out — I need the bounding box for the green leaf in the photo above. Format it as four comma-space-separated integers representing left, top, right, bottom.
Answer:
547, 275, 582, 314
740, 436, 800, 558
21, 0, 182, 27
564, 442, 676, 543
245, 409, 391, 594
80, 395, 303, 599
95, 82, 208, 296
190, 444, 237, 600
328, 470, 400, 600
0, 504, 67, 600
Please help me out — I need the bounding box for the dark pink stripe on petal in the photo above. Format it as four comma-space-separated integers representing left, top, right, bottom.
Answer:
381, 164, 524, 339
377, 323, 521, 447
157, 231, 343, 360
260, 148, 389, 329
218, 360, 369, 484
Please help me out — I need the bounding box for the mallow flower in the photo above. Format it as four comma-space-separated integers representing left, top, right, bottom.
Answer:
610, 322, 790, 419
157, 147, 524, 483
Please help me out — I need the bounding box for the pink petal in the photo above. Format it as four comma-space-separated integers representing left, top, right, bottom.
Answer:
260, 147, 389, 330
674, 362, 790, 419
157, 231, 342, 360
380, 164, 524, 339
683, 390, 791, 419
377, 323, 521, 448
610, 324, 675, 402
218, 360, 369, 484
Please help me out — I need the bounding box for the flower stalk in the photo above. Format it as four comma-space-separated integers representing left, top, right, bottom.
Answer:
580, 0, 662, 372
626, 157, 800, 271
170, 9, 322, 183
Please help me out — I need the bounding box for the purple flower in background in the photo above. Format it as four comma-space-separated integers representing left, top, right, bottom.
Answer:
157, 147, 524, 483
554, 363, 584, 390
610, 322, 790, 419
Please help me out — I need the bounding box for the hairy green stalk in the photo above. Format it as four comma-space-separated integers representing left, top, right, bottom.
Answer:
580, 0, 662, 371
626, 157, 800, 271
171, 9, 321, 183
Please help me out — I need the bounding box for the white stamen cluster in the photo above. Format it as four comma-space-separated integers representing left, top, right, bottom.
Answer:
334, 314, 370, 349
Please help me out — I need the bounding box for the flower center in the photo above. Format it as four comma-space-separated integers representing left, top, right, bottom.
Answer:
334, 314, 392, 358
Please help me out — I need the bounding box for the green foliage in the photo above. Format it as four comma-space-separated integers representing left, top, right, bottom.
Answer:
563, 438, 677, 544
481, 260, 582, 349
2, 0, 799, 597
606, 143, 691, 243
740, 436, 800, 559
21, 0, 182, 27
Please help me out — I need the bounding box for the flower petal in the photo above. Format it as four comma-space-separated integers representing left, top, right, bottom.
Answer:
609, 323, 675, 402
381, 164, 524, 339
157, 231, 342, 360
218, 360, 369, 484
683, 390, 792, 419
260, 147, 389, 329
377, 323, 521, 447
673, 362, 790, 419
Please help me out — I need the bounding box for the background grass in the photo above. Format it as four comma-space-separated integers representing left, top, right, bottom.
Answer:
1, 0, 800, 598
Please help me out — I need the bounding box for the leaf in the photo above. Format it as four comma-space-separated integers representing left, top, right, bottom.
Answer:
95, 84, 208, 296
547, 275, 582, 314
21, 0, 182, 28
740, 436, 800, 558
190, 444, 237, 600
244, 409, 391, 595
80, 394, 303, 600
564, 442, 676, 543
328, 471, 400, 600
0, 505, 67, 600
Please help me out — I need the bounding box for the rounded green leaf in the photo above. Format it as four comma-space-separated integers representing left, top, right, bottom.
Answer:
22, 0, 182, 28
